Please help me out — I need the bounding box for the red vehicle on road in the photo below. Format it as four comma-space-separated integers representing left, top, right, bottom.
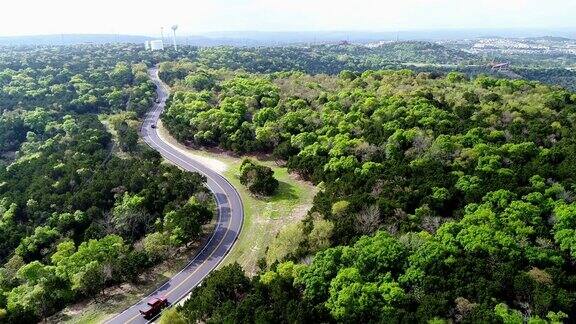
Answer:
139, 296, 168, 319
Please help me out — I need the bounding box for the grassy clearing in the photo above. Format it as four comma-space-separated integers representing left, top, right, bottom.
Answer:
156, 122, 317, 275
221, 158, 317, 275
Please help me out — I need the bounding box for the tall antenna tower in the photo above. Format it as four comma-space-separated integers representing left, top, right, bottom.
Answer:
171, 25, 178, 50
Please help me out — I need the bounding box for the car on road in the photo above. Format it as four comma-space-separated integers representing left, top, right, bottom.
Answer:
155, 98, 161, 103
139, 296, 168, 319
151, 124, 157, 129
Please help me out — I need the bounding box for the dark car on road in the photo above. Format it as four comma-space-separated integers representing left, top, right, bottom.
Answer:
139, 296, 168, 319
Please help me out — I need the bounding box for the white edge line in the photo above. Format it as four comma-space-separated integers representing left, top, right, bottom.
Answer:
105, 70, 241, 324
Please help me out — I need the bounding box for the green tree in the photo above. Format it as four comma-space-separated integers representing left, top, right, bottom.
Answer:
160, 308, 187, 324
553, 203, 576, 258
71, 261, 105, 296
143, 232, 172, 262
163, 198, 212, 245
239, 159, 279, 196
179, 263, 250, 322
326, 267, 404, 322
113, 193, 152, 239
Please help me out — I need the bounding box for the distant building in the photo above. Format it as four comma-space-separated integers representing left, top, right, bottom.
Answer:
149, 40, 164, 51
488, 62, 510, 70
144, 41, 151, 50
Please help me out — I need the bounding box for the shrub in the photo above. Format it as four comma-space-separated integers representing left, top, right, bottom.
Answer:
239, 159, 278, 196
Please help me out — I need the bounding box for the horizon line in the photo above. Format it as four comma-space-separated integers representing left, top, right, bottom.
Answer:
1, 26, 576, 38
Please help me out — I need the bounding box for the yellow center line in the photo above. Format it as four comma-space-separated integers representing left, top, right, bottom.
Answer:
124, 213, 233, 324
124, 141, 234, 323
110, 70, 241, 324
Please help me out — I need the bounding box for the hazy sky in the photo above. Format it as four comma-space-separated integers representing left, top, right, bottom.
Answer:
1, 0, 575, 36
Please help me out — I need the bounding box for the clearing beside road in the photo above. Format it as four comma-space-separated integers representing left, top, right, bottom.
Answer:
157, 121, 317, 275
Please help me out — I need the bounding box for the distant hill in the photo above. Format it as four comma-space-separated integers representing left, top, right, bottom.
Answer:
0, 34, 155, 46
525, 36, 575, 42
2, 28, 576, 47
365, 41, 478, 63
201, 29, 576, 44
0, 33, 298, 47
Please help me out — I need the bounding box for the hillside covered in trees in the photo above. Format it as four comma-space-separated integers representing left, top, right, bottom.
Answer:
1, 42, 575, 323
161, 66, 576, 322
157, 43, 494, 82
0, 46, 214, 322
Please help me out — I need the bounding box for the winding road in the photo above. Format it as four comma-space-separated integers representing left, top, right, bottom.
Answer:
105, 68, 244, 324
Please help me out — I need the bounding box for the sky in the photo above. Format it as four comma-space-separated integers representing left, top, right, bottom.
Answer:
1, 0, 575, 37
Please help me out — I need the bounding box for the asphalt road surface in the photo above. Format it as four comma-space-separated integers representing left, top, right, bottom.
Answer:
105, 68, 244, 324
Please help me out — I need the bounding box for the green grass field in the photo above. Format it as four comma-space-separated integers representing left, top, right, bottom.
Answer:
155, 121, 317, 275
220, 159, 316, 275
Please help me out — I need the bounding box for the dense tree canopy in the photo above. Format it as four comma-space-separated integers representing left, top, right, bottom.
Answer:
164, 67, 576, 322
2, 42, 576, 323
0, 45, 214, 322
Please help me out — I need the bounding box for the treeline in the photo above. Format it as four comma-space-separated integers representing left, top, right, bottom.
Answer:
514, 67, 576, 91
194, 42, 478, 75
0, 46, 214, 322
158, 45, 576, 94
163, 67, 576, 322
156, 42, 487, 85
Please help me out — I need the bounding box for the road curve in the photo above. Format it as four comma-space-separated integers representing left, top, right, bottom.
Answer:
105, 68, 244, 324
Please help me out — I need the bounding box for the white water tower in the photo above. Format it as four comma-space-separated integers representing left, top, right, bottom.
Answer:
171, 25, 178, 50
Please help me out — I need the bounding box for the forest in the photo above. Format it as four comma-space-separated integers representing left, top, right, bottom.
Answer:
513, 68, 576, 92
160, 64, 576, 322
157, 43, 498, 83
0, 45, 214, 322
156, 44, 576, 92
0, 42, 575, 323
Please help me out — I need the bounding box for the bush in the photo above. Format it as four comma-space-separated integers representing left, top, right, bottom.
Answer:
239, 159, 278, 196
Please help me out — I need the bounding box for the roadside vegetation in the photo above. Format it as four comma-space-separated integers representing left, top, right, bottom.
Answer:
2, 42, 576, 323
160, 64, 576, 322
47, 247, 200, 324
0, 46, 216, 323
155, 122, 317, 275
239, 159, 279, 196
